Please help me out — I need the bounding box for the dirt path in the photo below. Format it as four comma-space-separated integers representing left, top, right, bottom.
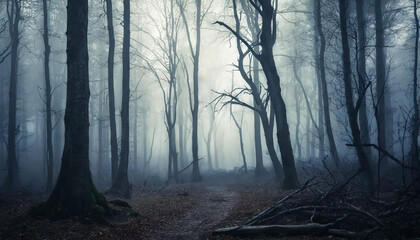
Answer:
150, 186, 239, 239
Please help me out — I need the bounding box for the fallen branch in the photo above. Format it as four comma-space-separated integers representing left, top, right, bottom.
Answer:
346, 143, 420, 171
261, 205, 385, 227
214, 215, 347, 236
245, 178, 314, 226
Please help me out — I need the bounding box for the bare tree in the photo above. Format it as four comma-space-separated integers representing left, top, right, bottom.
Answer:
177, 0, 213, 182
355, 0, 371, 160
42, 0, 54, 192
314, 0, 340, 168
216, 0, 299, 189
104, 0, 119, 185
338, 0, 374, 194
31, 0, 112, 220
109, 0, 131, 198
375, 0, 389, 166
4, 0, 21, 190
411, 0, 419, 168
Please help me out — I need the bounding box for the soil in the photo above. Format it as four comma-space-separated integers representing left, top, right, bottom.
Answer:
0, 172, 283, 240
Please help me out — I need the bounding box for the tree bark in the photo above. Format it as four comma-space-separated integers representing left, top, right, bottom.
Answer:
374, 0, 388, 166
314, 0, 340, 167
105, 0, 119, 184
31, 0, 111, 221
338, 0, 374, 195
42, 0, 54, 192
191, 0, 202, 182
412, 0, 419, 168
312, 0, 325, 159
258, 0, 299, 189
356, 0, 371, 161
5, 0, 21, 190
110, 0, 131, 198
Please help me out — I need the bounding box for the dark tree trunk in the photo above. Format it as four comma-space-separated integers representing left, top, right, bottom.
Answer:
312, 1, 325, 159
412, 0, 419, 168
314, 0, 340, 167
294, 80, 302, 160
42, 0, 54, 192
31, 0, 111, 221
253, 49, 265, 176
374, 0, 388, 166
133, 98, 138, 183
105, 0, 119, 184
97, 74, 104, 183
190, 0, 202, 182
338, 0, 374, 195
5, 0, 21, 190
206, 110, 214, 171
109, 0, 131, 198
356, 0, 371, 160
257, 0, 299, 189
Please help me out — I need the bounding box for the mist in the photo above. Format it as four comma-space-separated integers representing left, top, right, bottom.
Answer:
0, 0, 419, 239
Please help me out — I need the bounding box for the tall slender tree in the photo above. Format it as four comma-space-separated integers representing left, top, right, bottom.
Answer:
375, 0, 388, 166
177, 0, 209, 182
109, 0, 131, 198
338, 0, 374, 194
356, 0, 371, 159
42, 0, 54, 192
412, 0, 419, 167
32, 0, 111, 220
314, 0, 340, 167
105, 0, 119, 184
4, 0, 21, 190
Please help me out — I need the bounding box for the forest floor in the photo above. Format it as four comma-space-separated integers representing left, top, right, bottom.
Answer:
0, 171, 418, 239
0, 172, 286, 240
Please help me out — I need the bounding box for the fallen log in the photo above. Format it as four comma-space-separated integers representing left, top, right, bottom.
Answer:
214, 215, 347, 237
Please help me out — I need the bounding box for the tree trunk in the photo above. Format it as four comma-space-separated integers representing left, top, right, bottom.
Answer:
5, 0, 21, 190
191, 0, 202, 182
374, 0, 388, 167
356, 0, 371, 161
105, 0, 119, 184
253, 49, 265, 176
206, 111, 214, 171
97, 73, 104, 184
412, 0, 419, 169
110, 0, 131, 198
31, 0, 112, 221
294, 81, 302, 160
314, 0, 340, 167
133, 97, 138, 184
338, 0, 374, 195
42, 0, 54, 192
257, 0, 299, 189
312, 2, 325, 159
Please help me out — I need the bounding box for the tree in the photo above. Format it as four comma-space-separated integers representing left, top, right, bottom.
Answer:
104, 0, 119, 184
375, 0, 388, 166
338, 0, 374, 194
4, 0, 21, 190
355, 0, 371, 160
239, 0, 266, 176
177, 0, 212, 182
411, 0, 419, 168
31, 0, 111, 220
109, 0, 131, 198
42, 0, 54, 192
314, 0, 340, 168
216, 0, 296, 187
230, 71, 247, 173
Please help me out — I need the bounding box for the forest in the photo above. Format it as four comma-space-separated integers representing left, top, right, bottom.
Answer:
0, 0, 419, 239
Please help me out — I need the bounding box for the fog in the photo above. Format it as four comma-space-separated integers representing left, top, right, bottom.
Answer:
0, 0, 418, 192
